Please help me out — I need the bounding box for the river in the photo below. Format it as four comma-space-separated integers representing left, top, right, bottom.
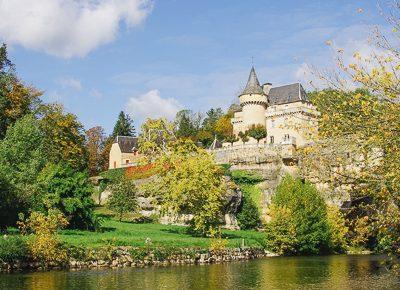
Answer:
0, 255, 398, 289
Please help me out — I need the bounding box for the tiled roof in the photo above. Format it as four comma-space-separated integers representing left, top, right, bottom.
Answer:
115, 136, 138, 153
240, 66, 265, 96
268, 83, 309, 105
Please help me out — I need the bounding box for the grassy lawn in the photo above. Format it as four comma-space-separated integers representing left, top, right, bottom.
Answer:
60, 218, 265, 249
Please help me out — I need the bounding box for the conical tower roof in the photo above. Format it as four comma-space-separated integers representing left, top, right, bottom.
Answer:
240, 66, 265, 96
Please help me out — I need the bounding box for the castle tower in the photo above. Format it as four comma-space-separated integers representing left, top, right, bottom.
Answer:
238, 67, 269, 130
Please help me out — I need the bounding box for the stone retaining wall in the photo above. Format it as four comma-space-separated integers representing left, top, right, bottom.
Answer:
0, 247, 277, 272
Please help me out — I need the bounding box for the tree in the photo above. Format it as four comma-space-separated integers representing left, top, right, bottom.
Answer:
247, 124, 267, 144
202, 108, 223, 133
214, 114, 234, 139
145, 139, 227, 236
112, 111, 136, 137
107, 177, 138, 221
0, 115, 46, 228
174, 109, 202, 139
0, 44, 42, 139
196, 129, 214, 147
100, 135, 115, 172
39, 104, 88, 171
138, 118, 175, 156
238, 131, 249, 144
299, 2, 400, 264
224, 134, 239, 146
265, 175, 332, 255
86, 126, 106, 176
37, 163, 98, 230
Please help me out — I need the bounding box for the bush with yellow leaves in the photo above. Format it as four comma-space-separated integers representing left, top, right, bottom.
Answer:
18, 210, 69, 267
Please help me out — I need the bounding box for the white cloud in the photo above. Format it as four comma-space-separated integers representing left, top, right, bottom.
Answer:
55, 76, 82, 90
89, 89, 103, 99
0, 0, 153, 58
126, 89, 183, 121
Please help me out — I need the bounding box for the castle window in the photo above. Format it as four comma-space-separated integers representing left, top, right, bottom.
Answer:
270, 136, 274, 144
126, 160, 129, 164
271, 120, 275, 128
284, 134, 290, 140
113, 161, 116, 169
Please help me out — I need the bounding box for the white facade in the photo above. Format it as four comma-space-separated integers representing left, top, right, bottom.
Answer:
231, 67, 319, 147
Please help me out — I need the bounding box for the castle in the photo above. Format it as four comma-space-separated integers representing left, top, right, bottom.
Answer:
229, 67, 319, 147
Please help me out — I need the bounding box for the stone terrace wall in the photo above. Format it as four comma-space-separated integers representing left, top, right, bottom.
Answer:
211, 145, 299, 217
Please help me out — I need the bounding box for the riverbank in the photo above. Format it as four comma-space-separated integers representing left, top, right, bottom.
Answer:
1, 246, 274, 272
1, 216, 270, 272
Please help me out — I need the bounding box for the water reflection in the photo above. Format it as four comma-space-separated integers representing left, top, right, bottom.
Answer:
0, 255, 398, 290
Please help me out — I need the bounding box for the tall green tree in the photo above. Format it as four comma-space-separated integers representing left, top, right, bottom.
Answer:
107, 177, 138, 221
112, 111, 136, 138
265, 175, 333, 255
202, 108, 223, 133
0, 115, 46, 228
174, 109, 201, 138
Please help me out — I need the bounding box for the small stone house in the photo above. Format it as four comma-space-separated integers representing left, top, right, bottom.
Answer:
109, 136, 140, 169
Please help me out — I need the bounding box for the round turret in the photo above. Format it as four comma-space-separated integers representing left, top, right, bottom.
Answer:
239, 67, 269, 130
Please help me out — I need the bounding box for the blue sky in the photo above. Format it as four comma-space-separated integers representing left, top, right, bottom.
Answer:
0, 0, 387, 133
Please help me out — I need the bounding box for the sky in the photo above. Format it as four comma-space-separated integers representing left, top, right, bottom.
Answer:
0, 0, 389, 133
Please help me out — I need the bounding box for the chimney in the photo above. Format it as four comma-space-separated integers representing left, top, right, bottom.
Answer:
262, 83, 272, 95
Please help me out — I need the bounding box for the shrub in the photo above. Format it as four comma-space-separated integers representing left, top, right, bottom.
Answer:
152, 247, 175, 261
18, 210, 69, 266
232, 171, 262, 230
264, 175, 331, 255
129, 247, 149, 262
237, 194, 260, 230
0, 235, 30, 263
67, 245, 88, 261
327, 205, 348, 253
37, 162, 99, 230
99, 168, 125, 183
219, 164, 232, 176
210, 237, 228, 252
264, 205, 297, 255
125, 163, 158, 180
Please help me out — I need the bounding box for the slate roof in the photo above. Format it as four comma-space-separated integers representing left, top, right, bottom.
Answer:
268, 83, 309, 105
115, 136, 138, 153
240, 66, 265, 96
